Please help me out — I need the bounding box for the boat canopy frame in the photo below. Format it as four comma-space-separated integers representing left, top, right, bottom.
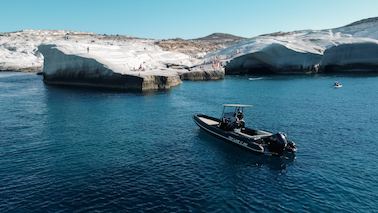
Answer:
223, 104, 253, 107
220, 104, 253, 119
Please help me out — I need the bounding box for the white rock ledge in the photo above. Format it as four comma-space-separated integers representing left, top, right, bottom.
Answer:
225, 43, 323, 74
39, 44, 182, 91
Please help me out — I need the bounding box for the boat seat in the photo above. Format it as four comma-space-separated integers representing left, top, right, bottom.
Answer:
198, 117, 219, 126
235, 129, 272, 139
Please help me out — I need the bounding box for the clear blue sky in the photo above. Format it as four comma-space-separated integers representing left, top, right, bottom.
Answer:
1, 0, 377, 39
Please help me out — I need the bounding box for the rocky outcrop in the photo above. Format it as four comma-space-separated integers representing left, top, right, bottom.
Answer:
213, 17, 378, 75
179, 70, 224, 80
320, 42, 378, 73
0, 30, 92, 72
142, 75, 181, 90
156, 33, 244, 58
39, 44, 181, 91
0, 64, 41, 72
225, 43, 322, 74
4, 16, 378, 77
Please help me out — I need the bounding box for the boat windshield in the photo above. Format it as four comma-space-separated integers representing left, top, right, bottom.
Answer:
220, 104, 252, 119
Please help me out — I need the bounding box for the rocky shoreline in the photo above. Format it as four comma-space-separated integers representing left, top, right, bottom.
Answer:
2, 17, 378, 91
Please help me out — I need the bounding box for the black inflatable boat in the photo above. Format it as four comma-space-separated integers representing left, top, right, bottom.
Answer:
193, 104, 297, 157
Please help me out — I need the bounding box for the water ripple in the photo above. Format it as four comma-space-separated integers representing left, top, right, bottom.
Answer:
0, 73, 377, 212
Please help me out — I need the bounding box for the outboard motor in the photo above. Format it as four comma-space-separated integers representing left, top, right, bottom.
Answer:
268, 132, 288, 155
286, 140, 297, 153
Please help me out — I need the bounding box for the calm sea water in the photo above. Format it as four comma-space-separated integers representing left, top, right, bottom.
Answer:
0, 72, 377, 212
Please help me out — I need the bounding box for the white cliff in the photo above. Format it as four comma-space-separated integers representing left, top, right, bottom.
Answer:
36, 35, 223, 91
320, 42, 378, 72
212, 17, 378, 74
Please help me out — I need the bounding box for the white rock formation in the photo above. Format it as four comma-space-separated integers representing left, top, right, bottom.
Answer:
0, 29, 225, 90
321, 42, 378, 72
37, 36, 225, 90
333, 17, 378, 39
212, 17, 378, 74
0, 30, 93, 71
2, 17, 378, 91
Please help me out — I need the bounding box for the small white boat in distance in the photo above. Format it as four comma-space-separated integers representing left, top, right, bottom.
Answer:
248, 77, 263, 81
334, 81, 343, 88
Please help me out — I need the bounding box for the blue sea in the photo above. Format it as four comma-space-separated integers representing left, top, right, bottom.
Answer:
0, 72, 377, 212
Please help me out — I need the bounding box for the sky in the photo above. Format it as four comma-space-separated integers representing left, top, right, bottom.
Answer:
1, 0, 378, 39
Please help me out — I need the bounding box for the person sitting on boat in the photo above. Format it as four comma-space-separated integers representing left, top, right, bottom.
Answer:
219, 112, 232, 130
219, 116, 228, 130
236, 109, 243, 120
236, 110, 245, 129
225, 113, 237, 130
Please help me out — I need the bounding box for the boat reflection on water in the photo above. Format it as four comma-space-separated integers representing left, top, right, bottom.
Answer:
197, 131, 295, 171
